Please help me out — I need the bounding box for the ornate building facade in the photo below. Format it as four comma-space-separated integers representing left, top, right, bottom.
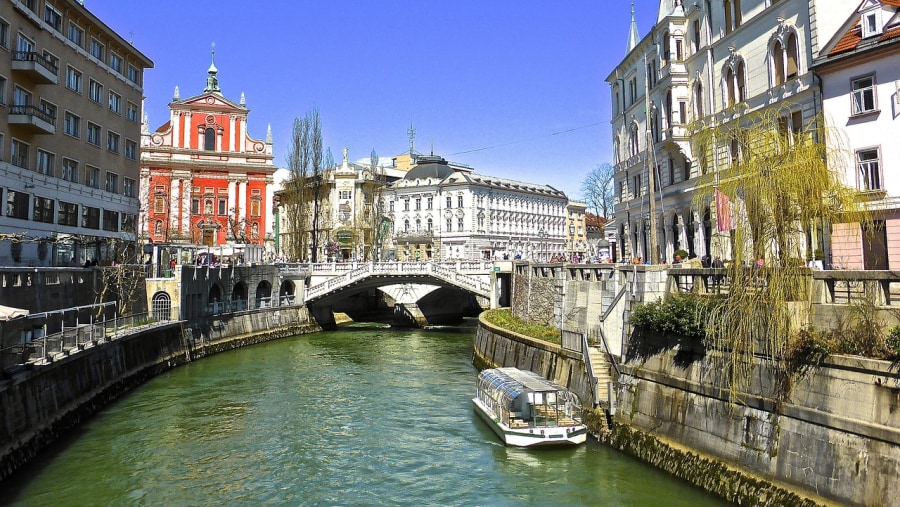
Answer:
607, 0, 855, 264
0, 0, 152, 266
385, 155, 567, 262
140, 54, 275, 251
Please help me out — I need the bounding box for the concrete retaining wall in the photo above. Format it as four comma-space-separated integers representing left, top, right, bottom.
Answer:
616, 347, 900, 506
0, 306, 317, 482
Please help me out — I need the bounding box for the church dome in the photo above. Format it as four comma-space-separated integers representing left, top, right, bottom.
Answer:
404, 156, 454, 180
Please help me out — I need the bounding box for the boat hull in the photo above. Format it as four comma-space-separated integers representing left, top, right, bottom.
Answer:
472, 398, 587, 447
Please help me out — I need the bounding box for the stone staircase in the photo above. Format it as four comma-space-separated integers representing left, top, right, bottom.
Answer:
588, 345, 613, 406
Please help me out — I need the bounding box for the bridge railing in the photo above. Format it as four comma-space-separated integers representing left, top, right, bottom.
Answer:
304, 261, 492, 301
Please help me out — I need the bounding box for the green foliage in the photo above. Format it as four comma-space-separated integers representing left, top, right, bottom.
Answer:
630, 293, 723, 341
482, 308, 561, 344
886, 326, 900, 360
674, 249, 689, 262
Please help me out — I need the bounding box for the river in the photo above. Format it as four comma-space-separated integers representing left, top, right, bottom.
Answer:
0, 321, 729, 506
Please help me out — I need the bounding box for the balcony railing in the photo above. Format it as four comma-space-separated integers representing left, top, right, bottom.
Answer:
11, 51, 58, 83
8, 104, 56, 134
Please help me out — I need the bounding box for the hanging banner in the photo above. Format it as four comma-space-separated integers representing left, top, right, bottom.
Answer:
715, 188, 733, 233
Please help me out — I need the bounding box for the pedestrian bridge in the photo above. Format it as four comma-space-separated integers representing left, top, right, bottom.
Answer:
303, 261, 494, 304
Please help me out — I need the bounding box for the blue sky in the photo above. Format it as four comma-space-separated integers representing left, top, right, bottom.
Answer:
89, 1, 659, 200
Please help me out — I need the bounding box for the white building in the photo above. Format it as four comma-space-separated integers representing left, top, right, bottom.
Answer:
385, 155, 567, 262
814, 0, 900, 269
607, 0, 854, 264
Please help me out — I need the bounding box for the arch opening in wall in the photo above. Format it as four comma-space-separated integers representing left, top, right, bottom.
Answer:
256, 280, 273, 308
152, 291, 172, 321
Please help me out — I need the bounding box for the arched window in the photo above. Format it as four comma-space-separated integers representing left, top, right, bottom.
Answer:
427, 217, 433, 231
772, 41, 785, 85
665, 90, 673, 127
415, 218, 421, 232
629, 124, 640, 157
726, 68, 736, 106
154, 220, 162, 237
204, 127, 215, 151
662, 31, 670, 63
694, 82, 704, 119
736, 62, 746, 102
786, 33, 799, 79
404, 219, 409, 232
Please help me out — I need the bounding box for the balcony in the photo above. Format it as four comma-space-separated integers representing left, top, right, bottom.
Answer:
395, 230, 434, 243
11, 52, 59, 84
8, 105, 56, 134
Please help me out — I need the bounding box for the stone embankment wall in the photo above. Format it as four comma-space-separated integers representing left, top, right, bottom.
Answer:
473, 314, 594, 416
0, 306, 317, 482
617, 345, 900, 506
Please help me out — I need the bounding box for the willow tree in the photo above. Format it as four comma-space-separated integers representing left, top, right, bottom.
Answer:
689, 105, 870, 401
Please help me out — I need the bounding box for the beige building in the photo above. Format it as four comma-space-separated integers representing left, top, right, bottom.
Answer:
0, 0, 152, 266
607, 0, 854, 264
565, 201, 587, 261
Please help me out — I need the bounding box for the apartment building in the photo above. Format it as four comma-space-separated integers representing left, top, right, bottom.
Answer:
0, 0, 152, 266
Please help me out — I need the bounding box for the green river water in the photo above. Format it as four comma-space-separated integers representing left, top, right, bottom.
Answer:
0, 321, 729, 506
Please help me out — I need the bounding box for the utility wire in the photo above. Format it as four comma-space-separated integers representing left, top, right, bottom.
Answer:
448, 121, 606, 156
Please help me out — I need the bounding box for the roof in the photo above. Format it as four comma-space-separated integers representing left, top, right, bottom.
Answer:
824, 2, 900, 60
404, 162, 455, 181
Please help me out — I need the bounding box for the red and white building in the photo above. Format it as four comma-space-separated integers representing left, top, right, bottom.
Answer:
140, 54, 275, 250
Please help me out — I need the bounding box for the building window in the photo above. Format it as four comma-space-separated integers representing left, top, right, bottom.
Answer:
191, 199, 199, 215
124, 178, 136, 197
204, 127, 215, 150
458, 217, 465, 231
404, 219, 410, 233
725, 61, 745, 106
64, 111, 80, 137
36, 149, 54, 176
108, 91, 121, 114
0, 75, 7, 104
122, 214, 136, 234
127, 65, 140, 84
857, 148, 882, 191
446, 195, 452, 208
86, 122, 101, 146
89, 79, 103, 103
693, 82, 704, 119
862, 8, 883, 38
66, 67, 82, 92
11, 139, 28, 168
427, 196, 433, 209
38, 99, 55, 120
82, 206, 100, 229
105, 172, 119, 193
458, 195, 464, 208
89, 38, 104, 60
126, 102, 139, 122
68, 22, 84, 47
851, 75, 877, 115
0, 19, 8, 49
107, 131, 120, 153
6, 190, 29, 219
692, 19, 701, 52
339, 190, 351, 200
32, 196, 54, 223
415, 197, 421, 210
427, 218, 433, 231
403, 199, 410, 211
84, 165, 99, 188
218, 198, 227, 215
13, 86, 30, 107
629, 124, 639, 156
103, 210, 119, 231
446, 218, 452, 232
58, 201, 78, 226
109, 53, 122, 73
250, 200, 261, 217
61, 158, 78, 183
44, 4, 62, 32
125, 139, 137, 160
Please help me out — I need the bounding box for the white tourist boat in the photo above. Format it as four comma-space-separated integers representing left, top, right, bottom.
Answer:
473, 367, 588, 447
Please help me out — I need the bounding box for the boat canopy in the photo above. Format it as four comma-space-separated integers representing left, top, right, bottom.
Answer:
476, 367, 582, 415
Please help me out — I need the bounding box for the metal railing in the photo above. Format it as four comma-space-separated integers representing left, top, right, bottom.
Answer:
1, 312, 171, 368
12, 50, 59, 74
9, 104, 56, 125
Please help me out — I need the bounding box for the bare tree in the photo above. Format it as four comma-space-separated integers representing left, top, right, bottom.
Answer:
282, 109, 327, 261
580, 163, 615, 218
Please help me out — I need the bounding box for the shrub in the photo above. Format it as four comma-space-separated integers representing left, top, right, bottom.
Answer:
630, 293, 722, 341
886, 326, 900, 360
